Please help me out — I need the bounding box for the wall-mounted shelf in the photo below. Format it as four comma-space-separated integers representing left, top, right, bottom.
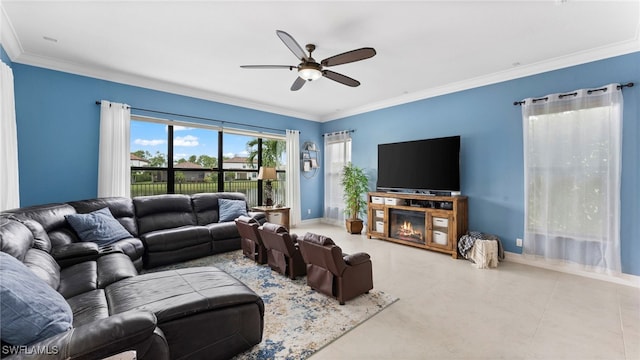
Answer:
301, 141, 319, 179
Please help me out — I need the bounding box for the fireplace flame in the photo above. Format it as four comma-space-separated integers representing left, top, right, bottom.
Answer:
398, 221, 423, 240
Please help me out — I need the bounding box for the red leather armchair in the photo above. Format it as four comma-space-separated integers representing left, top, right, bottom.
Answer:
297, 232, 373, 305
258, 223, 307, 279
235, 216, 267, 264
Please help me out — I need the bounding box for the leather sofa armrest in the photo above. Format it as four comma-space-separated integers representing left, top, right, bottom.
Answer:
3, 311, 160, 360
51, 242, 99, 267
343, 252, 371, 266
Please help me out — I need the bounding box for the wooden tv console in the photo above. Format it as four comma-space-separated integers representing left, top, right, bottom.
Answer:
367, 192, 468, 258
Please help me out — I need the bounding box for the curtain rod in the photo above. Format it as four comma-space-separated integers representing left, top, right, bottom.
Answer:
322, 129, 355, 137
95, 101, 290, 133
513, 82, 634, 106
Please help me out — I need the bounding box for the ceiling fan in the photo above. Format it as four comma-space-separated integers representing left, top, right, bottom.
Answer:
241, 30, 376, 91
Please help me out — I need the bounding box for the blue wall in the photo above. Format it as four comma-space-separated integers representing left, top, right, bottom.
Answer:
323, 51, 640, 275
11, 64, 324, 220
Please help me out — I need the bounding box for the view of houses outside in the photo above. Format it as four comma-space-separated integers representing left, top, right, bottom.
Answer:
130, 120, 286, 206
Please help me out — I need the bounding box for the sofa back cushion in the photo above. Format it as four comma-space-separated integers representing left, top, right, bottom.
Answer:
68, 197, 138, 237
0, 252, 72, 346
5, 203, 78, 248
6, 215, 52, 253
133, 194, 196, 234
191, 192, 248, 225
0, 217, 34, 261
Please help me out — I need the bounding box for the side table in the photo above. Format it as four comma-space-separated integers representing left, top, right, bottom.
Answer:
251, 206, 290, 230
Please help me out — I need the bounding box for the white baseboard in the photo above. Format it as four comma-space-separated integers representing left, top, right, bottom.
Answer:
504, 251, 640, 288
294, 218, 322, 227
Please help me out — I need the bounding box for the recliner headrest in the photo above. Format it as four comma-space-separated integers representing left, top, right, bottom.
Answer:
236, 215, 259, 225
302, 232, 335, 246
261, 222, 288, 234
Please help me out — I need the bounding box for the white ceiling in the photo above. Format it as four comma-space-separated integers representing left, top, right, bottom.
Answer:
2, 1, 639, 122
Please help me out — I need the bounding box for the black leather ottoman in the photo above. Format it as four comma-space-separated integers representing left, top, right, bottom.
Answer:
105, 267, 264, 360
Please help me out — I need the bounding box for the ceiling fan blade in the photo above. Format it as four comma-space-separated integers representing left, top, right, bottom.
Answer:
321, 47, 376, 67
322, 70, 360, 87
240, 65, 295, 70
290, 77, 306, 91
276, 30, 308, 61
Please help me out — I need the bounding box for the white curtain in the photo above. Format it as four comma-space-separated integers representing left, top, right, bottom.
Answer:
323, 130, 352, 225
98, 100, 131, 198
0, 60, 19, 211
285, 129, 301, 227
522, 83, 622, 274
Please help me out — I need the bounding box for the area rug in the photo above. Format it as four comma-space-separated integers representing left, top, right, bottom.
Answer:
146, 250, 398, 359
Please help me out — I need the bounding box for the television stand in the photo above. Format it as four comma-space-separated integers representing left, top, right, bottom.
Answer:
367, 192, 468, 258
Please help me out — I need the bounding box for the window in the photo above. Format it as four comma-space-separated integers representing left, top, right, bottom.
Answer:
522, 84, 622, 273
130, 116, 285, 207
323, 131, 352, 224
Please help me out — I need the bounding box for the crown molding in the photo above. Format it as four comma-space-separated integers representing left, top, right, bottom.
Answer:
319, 37, 640, 122
0, 6, 24, 61
12, 50, 322, 122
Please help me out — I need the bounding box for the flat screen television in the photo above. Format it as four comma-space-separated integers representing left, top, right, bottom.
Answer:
377, 136, 460, 194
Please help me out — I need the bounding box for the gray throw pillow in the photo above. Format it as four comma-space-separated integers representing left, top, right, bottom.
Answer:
65, 207, 131, 246
218, 199, 248, 222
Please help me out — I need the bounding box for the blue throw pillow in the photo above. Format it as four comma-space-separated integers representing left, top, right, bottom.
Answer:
65, 207, 131, 246
0, 252, 73, 345
218, 199, 248, 222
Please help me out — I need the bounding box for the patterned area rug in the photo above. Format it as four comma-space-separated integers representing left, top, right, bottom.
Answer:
146, 250, 398, 360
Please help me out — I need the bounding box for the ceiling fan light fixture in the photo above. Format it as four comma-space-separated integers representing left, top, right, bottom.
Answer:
298, 65, 322, 81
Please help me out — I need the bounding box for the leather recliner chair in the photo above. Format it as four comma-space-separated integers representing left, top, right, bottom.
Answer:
297, 232, 373, 305
258, 223, 306, 279
235, 215, 267, 264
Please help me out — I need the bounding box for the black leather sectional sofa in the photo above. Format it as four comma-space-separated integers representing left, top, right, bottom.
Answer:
0, 192, 267, 360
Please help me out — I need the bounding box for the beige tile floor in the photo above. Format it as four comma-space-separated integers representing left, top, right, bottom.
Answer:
289, 222, 640, 360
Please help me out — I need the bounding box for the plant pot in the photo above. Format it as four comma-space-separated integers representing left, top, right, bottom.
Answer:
345, 219, 364, 234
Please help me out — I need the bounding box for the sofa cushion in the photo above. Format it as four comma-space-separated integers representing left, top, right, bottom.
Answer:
2, 214, 52, 253
141, 226, 211, 252
23, 248, 61, 290
58, 261, 97, 299
218, 199, 248, 222
96, 253, 138, 288
205, 221, 240, 240
0, 252, 72, 345
106, 267, 264, 323
6, 203, 78, 247
65, 207, 132, 246
66, 289, 109, 328
0, 217, 33, 261
134, 194, 195, 234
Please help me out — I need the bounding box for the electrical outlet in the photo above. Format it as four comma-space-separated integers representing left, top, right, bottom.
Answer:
516, 238, 523, 247
307, 209, 311, 215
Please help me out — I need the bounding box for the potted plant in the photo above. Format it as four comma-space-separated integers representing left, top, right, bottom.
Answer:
341, 162, 369, 234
